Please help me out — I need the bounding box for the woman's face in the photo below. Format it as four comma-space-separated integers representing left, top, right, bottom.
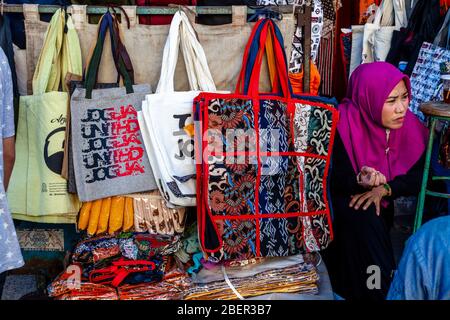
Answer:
381, 80, 409, 129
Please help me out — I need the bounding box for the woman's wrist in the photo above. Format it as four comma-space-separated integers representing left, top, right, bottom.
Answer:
382, 183, 392, 197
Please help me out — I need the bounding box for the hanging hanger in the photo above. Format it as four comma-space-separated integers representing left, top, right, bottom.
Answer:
1, 0, 4, 17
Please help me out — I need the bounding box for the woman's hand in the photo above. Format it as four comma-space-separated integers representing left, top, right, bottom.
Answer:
357, 166, 387, 189
349, 185, 388, 216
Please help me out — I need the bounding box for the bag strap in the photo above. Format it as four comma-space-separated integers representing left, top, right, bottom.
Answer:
235, 19, 281, 95
249, 20, 291, 97
61, 13, 83, 93
235, 19, 265, 95
236, 19, 291, 98
109, 5, 135, 85
32, 9, 64, 95
89, 259, 156, 287
84, 11, 134, 99
156, 10, 215, 93
238, 18, 295, 96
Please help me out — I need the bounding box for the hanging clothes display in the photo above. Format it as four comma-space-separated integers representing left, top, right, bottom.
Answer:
386, 0, 444, 76
361, 0, 398, 64
0, 47, 24, 274
349, 0, 406, 76
317, 0, 337, 96
256, 0, 324, 73
70, 12, 157, 202
7, 9, 82, 223
195, 18, 338, 262
139, 10, 217, 207
340, 29, 352, 80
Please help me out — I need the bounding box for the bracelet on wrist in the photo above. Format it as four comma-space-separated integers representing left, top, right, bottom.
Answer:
383, 184, 392, 197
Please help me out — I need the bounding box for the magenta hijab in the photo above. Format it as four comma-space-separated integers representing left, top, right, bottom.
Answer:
337, 62, 429, 182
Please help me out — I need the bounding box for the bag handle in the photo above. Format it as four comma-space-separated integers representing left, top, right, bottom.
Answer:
156, 10, 215, 93
32, 9, 64, 95
84, 11, 134, 99
235, 19, 281, 96
243, 20, 283, 95
236, 19, 291, 98
82, 10, 132, 83
108, 4, 135, 84
248, 20, 290, 97
61, 13, 83, 93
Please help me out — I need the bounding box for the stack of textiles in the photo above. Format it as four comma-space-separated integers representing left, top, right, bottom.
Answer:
184, 255, 320, 300
118, 269, 193, 300
48, 281, 119, 300
47, 232, 196, 300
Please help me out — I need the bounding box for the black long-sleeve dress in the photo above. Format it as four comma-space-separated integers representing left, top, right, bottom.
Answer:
322, 132, 425, 301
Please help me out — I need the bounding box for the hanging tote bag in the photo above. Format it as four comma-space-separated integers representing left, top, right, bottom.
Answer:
8, 9, 82, 223
65, 14, 129, 195
194, 19, 339, 262
409, 44, 450, 121
70, 12, 157, 202
362, 0, 399, 63
408, 12, 450, 121
138, 11, 217, 207
385, 0, 443, 76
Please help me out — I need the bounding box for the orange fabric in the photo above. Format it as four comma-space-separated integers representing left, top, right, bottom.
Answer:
359, 0, 380, 24
289, 62, 321, 95
265, 31, 277, 87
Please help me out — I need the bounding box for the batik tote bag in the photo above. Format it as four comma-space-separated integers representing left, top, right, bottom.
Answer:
194, 19, 339, 262
8, 9, 81, 223
70, 12, 157, 202
138, 11, 216, 207
409, 42, 450, 121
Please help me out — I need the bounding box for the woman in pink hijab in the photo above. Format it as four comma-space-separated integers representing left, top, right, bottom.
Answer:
323, 62, 429, 300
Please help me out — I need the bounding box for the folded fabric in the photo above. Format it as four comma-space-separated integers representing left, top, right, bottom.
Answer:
48, 278, 118, 300
184, 263, 319, 300
118, 269, 192, 300
131, 192, 187, 235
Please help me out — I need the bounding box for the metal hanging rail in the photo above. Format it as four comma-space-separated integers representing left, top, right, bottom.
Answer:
0, 4, 296, 15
